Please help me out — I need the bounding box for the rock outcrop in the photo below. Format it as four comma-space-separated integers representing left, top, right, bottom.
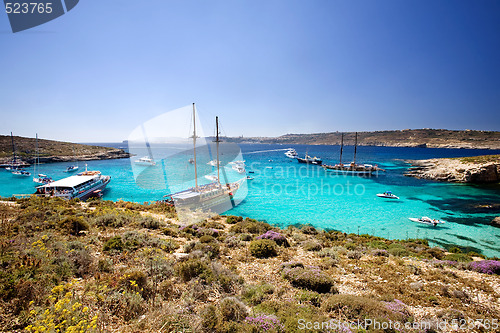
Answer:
492, 217, 500, 228
405, 156, 500, 184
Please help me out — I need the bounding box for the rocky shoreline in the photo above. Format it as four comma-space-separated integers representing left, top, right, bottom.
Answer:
0, 148, 130, 165
405, 155, 500, 183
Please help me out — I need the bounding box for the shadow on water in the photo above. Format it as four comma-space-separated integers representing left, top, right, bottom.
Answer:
443, 216, 496, 227
424, 193, 500, 214
430, 237, 484, 254
446, 233, 478, 244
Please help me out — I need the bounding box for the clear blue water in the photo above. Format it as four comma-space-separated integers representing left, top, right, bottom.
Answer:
2, 143, 500, 257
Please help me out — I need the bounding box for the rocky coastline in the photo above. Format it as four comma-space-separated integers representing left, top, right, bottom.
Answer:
0, 149, 130, 165
405, 155, 500, 183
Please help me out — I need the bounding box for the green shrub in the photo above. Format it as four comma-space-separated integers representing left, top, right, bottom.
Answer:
321, 294, 410, 324
139, 215, 161, 229
230, 219, 271, 234
242, 283, 275, 305
389, 247, 411, 257
345, 242, 357, 250
255, 300, 329, 333
301, 225, 317, 234
103, 236, 124, 252
281, 264, 336, 294
347, 250, 363, 260
97, 258, 113, 272
444, 253, 472, 262
199, 235, 216, 243
226, 216, 243, 224
367, 240, 388, 250
301, 240, 322, 251
217, 297, 248, 322
249, 239, 278, 258
297, 290, 322, 307
175, 259, 209, 282
317, 248, 337, 259
58, 216, 88, 236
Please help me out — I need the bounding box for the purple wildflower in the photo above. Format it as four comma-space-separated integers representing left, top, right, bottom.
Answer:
257, 230, 289, 247
245, 315, 285, 332
468, 260, 500, 275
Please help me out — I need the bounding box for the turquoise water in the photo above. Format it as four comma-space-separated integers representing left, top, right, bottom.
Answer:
1, 144, 500, 257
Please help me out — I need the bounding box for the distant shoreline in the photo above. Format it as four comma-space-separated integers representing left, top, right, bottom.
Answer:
221, 129, 500, 150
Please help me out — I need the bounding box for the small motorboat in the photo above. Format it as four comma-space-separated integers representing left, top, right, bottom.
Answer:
376, 191, 399, 199
33, 174, 53, 184
134, 157, 156, 166
188, 158, 194, 164
12, 169, 31, 177
246, 176, 254, 180
204, 175, 218, 182
285, 148, 298, 158
65, 165, 79, 172
409, 217, 446, 227
248, 171, 255, 174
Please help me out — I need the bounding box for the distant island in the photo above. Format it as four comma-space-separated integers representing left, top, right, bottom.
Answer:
222, 129, 500, 150
0, 135, 130, 165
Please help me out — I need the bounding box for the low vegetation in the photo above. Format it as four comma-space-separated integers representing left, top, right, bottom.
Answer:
0, 197, 499, 332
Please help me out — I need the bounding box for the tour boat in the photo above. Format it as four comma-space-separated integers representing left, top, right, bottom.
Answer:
35, 167, 110, 201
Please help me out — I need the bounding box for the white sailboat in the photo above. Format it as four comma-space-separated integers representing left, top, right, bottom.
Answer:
33, 134, 53, 184
163, 104, 244, 212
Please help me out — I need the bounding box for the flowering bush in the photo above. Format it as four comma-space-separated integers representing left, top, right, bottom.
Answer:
245, 315, 285, 332
257, 230, 289, 247
468, 260, 500, 275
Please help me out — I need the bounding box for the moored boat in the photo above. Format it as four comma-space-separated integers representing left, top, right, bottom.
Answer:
285, 148, 298, 159
12, 169, 31, 177
35, 168, 110, 201
376, 191, 399, 199
135, 156, 156, 166
162, 106, 244, 213
65, 165, 79, 172
297, 154, 322, 165
408, 217, 445, 227
323, 132, 384, 175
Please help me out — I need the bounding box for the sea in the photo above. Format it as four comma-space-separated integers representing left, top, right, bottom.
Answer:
2, 143, 500, 258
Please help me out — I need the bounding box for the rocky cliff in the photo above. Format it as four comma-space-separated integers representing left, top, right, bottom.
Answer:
405, 155, 500, 183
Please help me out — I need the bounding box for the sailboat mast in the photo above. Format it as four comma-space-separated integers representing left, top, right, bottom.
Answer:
339, 133, 344, 165
192, 103, 198, 187
35, 133, 38, 176
215, 116, 220, 183
10, 132, 16, 163
354, 132, 358, 165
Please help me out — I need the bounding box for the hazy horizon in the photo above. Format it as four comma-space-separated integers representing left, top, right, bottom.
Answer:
1, 0, 500, 142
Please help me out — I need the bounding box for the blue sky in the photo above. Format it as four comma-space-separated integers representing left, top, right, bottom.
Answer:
1, 0, 499, 142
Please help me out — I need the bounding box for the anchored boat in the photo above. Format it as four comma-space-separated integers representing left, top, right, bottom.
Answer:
323, 132, 384, 175
409, 217, 445, 227
376, 191, 399, 199
35, 167, 110, 200
162, 105, 244, 212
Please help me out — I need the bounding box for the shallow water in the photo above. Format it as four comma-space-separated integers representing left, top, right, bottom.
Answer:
1, 143, 500, 257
